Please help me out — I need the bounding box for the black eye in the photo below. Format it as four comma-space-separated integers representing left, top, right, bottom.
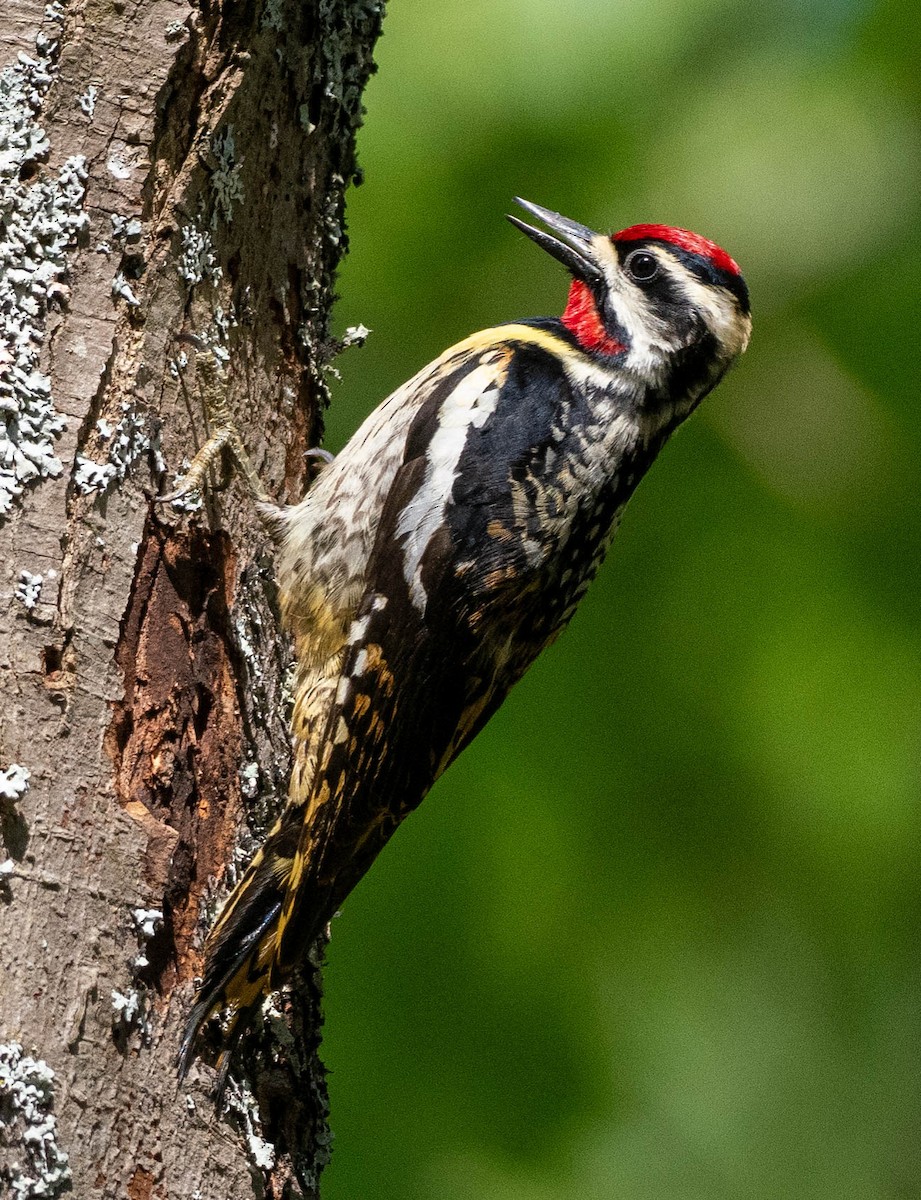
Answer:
625, 250, 659, 283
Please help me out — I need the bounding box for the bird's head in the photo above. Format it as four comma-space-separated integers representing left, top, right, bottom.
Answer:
508, 198, 751, 399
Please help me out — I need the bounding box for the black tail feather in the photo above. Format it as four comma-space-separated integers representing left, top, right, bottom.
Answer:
177, 900, 282, 1081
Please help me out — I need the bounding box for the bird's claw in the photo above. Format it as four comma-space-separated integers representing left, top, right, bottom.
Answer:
157, 350, 271, 508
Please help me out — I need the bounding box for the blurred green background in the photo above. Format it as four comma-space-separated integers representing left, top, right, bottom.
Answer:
320, 1, 921, 1196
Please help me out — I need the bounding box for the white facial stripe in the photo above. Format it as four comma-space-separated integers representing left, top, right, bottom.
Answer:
670, 265, 752, 358
581, 237, 673, 379
596, 239, 749, 367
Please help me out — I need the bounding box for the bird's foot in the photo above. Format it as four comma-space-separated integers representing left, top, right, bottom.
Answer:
303, 446, 334, 487
157, 351, 271, 508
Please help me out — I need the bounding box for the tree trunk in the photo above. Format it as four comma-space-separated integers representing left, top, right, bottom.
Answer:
0, 0, 382, 1195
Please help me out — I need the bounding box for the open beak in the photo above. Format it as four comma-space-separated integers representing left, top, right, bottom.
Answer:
506, 198, 605, 284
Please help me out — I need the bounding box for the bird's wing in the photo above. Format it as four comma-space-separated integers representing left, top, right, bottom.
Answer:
273, 333, 580, 976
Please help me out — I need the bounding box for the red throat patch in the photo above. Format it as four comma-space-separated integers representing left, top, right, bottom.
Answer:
614, 224, 741, 277
561, 280, 625, 357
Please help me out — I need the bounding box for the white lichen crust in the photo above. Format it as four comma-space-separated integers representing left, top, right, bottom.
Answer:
341, 323, 371, 348
0, 5, 88, 520
223, 1077, 276, 1172
0, 1041, 71, 1199
73, 402, 151, 494
210, 126, 244, 225
178, 223, 222, 287
14, 571, 43, 609
130, 905, 163, 970
110, 987, 152, 1042
0, 763, 30, 802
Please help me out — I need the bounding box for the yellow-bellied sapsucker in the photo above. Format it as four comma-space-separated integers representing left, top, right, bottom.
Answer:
178, 199, 751, 1074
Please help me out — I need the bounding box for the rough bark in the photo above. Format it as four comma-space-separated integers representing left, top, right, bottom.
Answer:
0, 0, 382, 1195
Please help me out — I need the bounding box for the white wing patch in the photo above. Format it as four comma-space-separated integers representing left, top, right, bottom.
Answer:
396, 354, 507, 611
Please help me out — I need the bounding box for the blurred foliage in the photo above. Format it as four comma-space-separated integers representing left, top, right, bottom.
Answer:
318, 0, 921, 1196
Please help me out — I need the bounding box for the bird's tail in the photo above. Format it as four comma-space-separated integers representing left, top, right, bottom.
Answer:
177, 812, 300, 1080
178, 657, 346, 1079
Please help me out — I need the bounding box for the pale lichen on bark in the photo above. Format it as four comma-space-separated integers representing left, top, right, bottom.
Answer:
0, 1041, 71, 1199
0, 0, 384, 1195
0, 2, 87, 517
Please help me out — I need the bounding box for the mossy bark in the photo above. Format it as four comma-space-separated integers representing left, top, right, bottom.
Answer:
0, 0, 382, 1195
